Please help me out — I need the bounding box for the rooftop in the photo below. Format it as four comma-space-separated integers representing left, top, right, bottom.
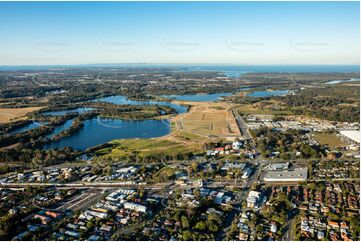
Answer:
340, 130, 360, 143
264, 167, 308, 182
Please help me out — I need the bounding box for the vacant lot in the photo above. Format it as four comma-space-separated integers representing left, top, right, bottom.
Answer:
0, 107, 43, 123
98, 135, 204, 161
172, 101, 240, 139
313, 132, 346, 147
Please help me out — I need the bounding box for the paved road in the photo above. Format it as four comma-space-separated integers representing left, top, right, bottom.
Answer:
282, 208, 298, 241
214, 123, 264, 241
0, 181, 169, 189
216, 164, 262, 240
310, 178, 360, 182
0, 180, 254, 190
231, 108, 252, 140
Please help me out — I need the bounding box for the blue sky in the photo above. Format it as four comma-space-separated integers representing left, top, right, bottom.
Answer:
0, 1, 359, 65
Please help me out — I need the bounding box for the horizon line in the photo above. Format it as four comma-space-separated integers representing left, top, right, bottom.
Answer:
0, 63, 360, 67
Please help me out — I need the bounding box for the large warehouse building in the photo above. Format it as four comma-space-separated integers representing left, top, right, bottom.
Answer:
339, 130, 360, 144
263, 167, 308, 182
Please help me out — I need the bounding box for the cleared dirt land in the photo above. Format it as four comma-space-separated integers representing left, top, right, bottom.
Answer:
171, 101, 241, 140
0, 107, 43, 123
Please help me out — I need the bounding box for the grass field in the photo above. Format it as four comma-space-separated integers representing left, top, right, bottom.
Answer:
98, 135, 204, 161
313, 132, 346, 147
0, 107, 43, 123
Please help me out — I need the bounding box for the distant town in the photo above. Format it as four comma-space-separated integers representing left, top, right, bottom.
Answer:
0, 66, 359, 241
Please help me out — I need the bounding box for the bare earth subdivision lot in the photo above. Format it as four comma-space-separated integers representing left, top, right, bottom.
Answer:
171, 101, 241, 141
0, 107, 43, 123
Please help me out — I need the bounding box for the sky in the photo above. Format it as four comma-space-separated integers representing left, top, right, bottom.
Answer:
0, 1, 359, 65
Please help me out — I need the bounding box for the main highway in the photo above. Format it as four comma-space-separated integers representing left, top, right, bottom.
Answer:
231, 108, 252, 140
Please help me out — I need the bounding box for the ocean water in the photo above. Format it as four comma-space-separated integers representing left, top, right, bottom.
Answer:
0, 64, 358, 73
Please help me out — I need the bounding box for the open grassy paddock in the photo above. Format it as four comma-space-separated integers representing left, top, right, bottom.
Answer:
0, 107, 43, 123
313, 132, 346, 147
97, 134, 205, 161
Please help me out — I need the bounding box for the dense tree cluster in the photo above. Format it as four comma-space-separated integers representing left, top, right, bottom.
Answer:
0, 147, 78, 165
144, 195, 223, 241
0, 126, 55, 148
252, 127, 325, 159
275, 84, 360, 122
0, 120, 33, 134
277, 95, 359, 122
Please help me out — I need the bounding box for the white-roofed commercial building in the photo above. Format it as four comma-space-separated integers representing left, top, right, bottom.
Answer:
264, 167, 308, 182
123, 202, 147, 213
340, 130, 360, 143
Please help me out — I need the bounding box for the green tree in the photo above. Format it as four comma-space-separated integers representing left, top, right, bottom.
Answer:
86, 220, 94, 229
181, 215, 189, 229
182, 230, 192, 240
195, 221, 207, 231
349, 215, 360, 240
207, 212, 222, 224
207, 221, 219, 232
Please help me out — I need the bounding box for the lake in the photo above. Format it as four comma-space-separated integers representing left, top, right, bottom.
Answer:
45, 119, 74, 139
91, 95, 188, 114
42, 107, 94, 116
247, 90, 289, 98
161, 92, 233, 102
9, 119, 74, 139
16, 96, 186, 150
9, 121, 43, 135
43, 118, 170, 150
325, 78, 359, 85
